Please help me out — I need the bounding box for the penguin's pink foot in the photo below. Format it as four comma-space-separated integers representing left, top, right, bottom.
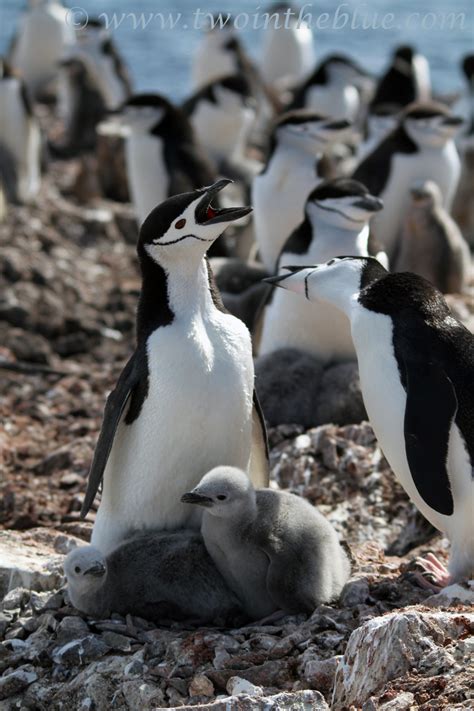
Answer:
414, 552, 451, 591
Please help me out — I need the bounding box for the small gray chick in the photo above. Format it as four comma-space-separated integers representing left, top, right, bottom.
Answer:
181, 467, 351, 620
64, 530, 243, 625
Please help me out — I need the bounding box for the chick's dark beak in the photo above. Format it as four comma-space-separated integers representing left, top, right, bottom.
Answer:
180, 492, 214, 507
85, 562, 106, 577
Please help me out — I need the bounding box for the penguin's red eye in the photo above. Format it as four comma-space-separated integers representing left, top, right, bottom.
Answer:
175, 219, 186, 229
206, 206, 216, 220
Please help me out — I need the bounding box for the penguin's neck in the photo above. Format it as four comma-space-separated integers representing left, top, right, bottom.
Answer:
309, 210, 369, 259
269, 140, 320, 184
137, 253, 213, 342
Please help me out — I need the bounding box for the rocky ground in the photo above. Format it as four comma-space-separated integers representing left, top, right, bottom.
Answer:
0, 160, 473, 710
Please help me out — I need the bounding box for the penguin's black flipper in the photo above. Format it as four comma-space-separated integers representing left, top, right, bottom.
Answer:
403, 359, 457, 516
81, 354, 142, 517
249, 390, 270, 487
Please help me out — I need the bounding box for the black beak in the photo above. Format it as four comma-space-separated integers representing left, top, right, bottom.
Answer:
325, 119, 351, 130
442, 116, 464, 127
180, 492, 214, 507
84, 562, 106, 577
195, 179, 252, 226
352, 196, 384, 212
263, 271, 299, 286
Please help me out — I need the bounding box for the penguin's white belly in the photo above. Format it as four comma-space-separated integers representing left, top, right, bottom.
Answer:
261, 26, 314, 86
192, 47, 235, 89
126, 134, 168, 226
0, 84, 39, 202
191, 102, 245, 162
253, 164, 317, 271
306, 85, 359, 121
260, 288, 354, 362
373, 145, 461, 257
351, 306, 472, 545
93, 312, 254, 553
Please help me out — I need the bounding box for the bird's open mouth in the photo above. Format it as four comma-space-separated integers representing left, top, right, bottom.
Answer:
195, 179, 252, 226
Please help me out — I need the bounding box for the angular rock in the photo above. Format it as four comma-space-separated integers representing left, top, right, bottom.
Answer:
0, 666, 38, 700
0, 530, 66, 598
168, 689, 329, 710
52, 635, 110, 666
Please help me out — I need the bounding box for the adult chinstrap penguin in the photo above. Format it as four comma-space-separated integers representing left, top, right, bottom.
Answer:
182, 466, 350, 619
64, 530, 243, 625
353, 102, 463, 260
265, 257, 474, 585
81, 180, 269, 554
370, 45, 431, 113
253, 111, 353, 272
395, 180, 470, 294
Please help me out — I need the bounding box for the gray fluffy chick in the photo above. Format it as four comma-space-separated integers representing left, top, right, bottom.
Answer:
181, 467, 351, 620
64, 530, 243, 625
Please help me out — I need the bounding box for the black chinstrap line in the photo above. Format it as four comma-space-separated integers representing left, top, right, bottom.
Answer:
152, 234, 215, 246
314, 201, 368, 223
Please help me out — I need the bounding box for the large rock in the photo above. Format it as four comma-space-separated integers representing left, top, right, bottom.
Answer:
168, 689, 329, 710
333, 608, 474, 708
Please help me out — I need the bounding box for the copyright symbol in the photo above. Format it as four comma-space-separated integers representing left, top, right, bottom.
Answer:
66, 6, 89, 30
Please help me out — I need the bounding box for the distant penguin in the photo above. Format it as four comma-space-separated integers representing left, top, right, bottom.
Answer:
353, 102, 463, 260
289, 54, 370, 121
64, 530, 243, 624
395, 180, 470, 294
182, 466, 351, 619
8, 0, 76, 99
260, 2, 315, 91
371, 46, 431, 113
253, 111, 353, 272
0, 59, 41, 203
355, 104, 400, 166
99, 94, 219, 229
257, 179, 384, 362
192, 19, 253, 90
182, 74, 257, 173
266, 257, 474, 585
81, 181, 269, 554
459, 54, 474, 135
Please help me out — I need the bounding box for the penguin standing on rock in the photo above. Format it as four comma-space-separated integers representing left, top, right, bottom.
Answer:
257, 178, 385, 362
266, 257, 474, 587
81, 181, 269, 554
253, 111, 353, 272
353, 102, 463, 260
395, 180, 470, 294
182, 466, 350, 619
0, 59, 41, 203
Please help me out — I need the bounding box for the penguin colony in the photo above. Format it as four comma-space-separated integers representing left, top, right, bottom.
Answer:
3, 1, 472, 623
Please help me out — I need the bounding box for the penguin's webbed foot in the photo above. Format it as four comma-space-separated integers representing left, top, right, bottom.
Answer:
413, 552, 452, 591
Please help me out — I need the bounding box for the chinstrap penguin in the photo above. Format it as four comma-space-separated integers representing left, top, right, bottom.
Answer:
182, 466, 351, 619
253, 111, 353, 272
0, 59, 41, 203
395, 180, 470, 294
257, 178, 384, 362
64, 530, 243, 625
353, 102, 463, 260
81, 180, 269, 554
260, 2, 315, 92
8, 0, 76, 100
265, 257, 474, 585
370, 46, 431, 113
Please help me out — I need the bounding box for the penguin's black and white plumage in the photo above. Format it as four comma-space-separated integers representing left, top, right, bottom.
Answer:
266, 257, 474, 584
192, 19, 255, 90
353, 102, 463, 260
253, 111, 353, 271
260, 2, 315, 91
8, 0, 76, 99
182, 74, 257, 174
257, 179, 384, 361
81, 180, 269, 554
356, 104, 400, 166
289, 54, 370, 121
370, 45, 431, 113
0, 59, 41, 203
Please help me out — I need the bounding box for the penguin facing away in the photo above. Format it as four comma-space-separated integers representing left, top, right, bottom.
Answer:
64, 530, 243, 625
0, 59, 41, 203
9, 0, 77, 99
370, 45, 431, 113
257, 178, 384, 362
81, 180, 269, 555
265, 257, 474, 584
353, 102, 463, 260
395, 180, 471, 294
253, 111, 353, 272
181, 466, 351, 619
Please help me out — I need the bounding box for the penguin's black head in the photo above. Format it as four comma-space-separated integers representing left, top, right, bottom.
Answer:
306, 54, 369, 87
403, 102, 464, 146
138, 180, 251, 263
272, 110, 352, 154
462, 54, 474, 83
305, 178, 383, 228
394, 45, 415, 63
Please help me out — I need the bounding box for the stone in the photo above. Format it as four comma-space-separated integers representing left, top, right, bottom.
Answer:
168, 689, 330, 710
189, 674, 214, 697
52, 635, 110, 666
303, 655, 340, 696
340, 578, 371, 607
225, 676, 261, 696
55, 616, 91, 645
0, 666, 38, 700
0, 530, 65, 598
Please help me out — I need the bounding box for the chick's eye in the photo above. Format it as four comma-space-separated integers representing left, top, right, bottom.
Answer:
74, 566, 81, 574
216, 494, 226, 501
175, 218, 186, 229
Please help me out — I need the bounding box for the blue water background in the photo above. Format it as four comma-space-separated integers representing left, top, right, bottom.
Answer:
1, 0, 472, 101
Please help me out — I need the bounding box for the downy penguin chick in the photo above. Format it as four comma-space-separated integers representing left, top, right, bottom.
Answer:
64, 530, 243, 625
396, 180, 470, 293
266, 257, 474, 586
182, 466, 351, 619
